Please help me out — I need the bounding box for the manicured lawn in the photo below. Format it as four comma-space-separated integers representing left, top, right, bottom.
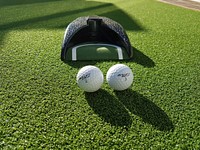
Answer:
0, 0, 200, 149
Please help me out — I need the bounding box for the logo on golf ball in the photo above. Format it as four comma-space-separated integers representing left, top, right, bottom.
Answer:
79, 73, 90, 83
118, 73, 130, 81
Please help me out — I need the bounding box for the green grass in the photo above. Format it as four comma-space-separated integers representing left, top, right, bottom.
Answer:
0, 0, 200, 149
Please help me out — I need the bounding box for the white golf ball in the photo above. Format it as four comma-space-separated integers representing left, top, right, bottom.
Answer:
76, 65, 104, 92
106, 64, 133, 91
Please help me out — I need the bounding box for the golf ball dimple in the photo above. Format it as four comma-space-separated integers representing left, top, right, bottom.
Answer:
106, 64, 133, 91
76, 65, 104, 92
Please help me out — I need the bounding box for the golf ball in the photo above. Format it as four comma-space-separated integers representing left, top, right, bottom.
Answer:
76, 65, 104, 92
106, 64, 133, 91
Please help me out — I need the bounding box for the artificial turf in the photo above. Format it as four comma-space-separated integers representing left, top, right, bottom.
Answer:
0, 0, 200, 149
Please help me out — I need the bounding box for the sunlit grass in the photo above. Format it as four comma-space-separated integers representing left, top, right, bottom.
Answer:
0, 0, 200, 149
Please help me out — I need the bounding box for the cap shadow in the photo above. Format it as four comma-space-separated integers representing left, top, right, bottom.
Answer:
115, 89, 174, 131
128, 47, 155, 68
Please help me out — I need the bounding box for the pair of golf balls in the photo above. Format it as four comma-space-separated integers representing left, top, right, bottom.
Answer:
76, 64, 134, 92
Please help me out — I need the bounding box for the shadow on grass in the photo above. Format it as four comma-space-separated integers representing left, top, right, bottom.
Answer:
85, 89, 132, 127
115, 89, 174, 131
0, 3, 113, 30
0, 0, 143, 31
0, 0, 145, 45
0, 0, 61, 7
102, 10, 144, 31
129, 47, 155, 68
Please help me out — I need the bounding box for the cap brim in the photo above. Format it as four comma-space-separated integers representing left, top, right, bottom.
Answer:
65, 43, 129, 61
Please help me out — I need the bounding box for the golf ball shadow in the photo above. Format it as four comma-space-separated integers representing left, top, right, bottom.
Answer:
115, 89, 174, 131
85, 89, 132, 128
